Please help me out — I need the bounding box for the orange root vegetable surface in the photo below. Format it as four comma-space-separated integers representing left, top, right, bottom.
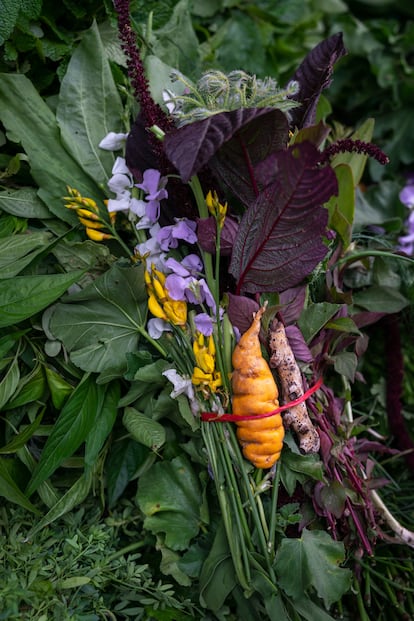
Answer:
231, 306, 284, 469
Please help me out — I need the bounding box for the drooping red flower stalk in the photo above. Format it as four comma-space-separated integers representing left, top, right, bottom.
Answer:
384, 314, 414, 471
320, 139, 389, 166
113, 0, 173, 151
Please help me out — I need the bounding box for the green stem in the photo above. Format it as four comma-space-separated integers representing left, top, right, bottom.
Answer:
202, 423, 251, 591
268, 461, 282, 557
355, 576, 371, 621
188, 175, 215, 293
227, 427, 276, 581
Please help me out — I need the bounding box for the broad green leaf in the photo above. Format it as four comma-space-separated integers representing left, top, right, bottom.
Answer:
0, 410, 44, 454
352, 285, 409, 313
106, 437, 150, 508
17, 445, 59, 508
0, 270, 84, 327
275, 528, 352, 608
2, 364, 46, 410
0, 234, 48, 280
123, 406, 166, 451
137, 454, 202, 550
280, 447, 324, 496
157, 538, 191, 586
0, 73, 105, 222
27, 469, 94, 536
0, 458, 40, 514
298, 302, 341, 343
0, 187, 52, 218
326, 164, 354, 247
325, 317, 361, 334
330, 118, 374, 185
332, 351, 358, 382
44, 366, 74, 409
199, 520, 236, 612
56, 21, 123, 187
48, 262, 149, 374
84, 380, 120, 467
52, 238, 111, 272
25, 375, 102, 496
0, 356, 20, 409
0, 329, 27, 358
293, 598, 337, 621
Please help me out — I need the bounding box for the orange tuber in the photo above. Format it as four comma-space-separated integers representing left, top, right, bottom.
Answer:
231, 305, 284, 469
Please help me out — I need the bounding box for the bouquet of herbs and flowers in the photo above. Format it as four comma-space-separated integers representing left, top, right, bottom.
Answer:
1, 1, 414, 619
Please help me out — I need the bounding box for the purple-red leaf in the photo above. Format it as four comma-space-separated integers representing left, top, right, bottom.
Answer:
210, 109, 289, 206
285, 325, 313, 363
227, 293, 260, 335
197, 216, 238, 255
288, 33, 347, 129
229, 142, 337, 294
163, 108, 288, 185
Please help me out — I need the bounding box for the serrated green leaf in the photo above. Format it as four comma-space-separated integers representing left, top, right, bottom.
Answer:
0, 187, 52, 218
56, 21, 123, 187
48, 262, 149, 374
137, 454, 202, 550
0, 270, 84, 328
0, 0, 21, 45
0, 73, 106, 222
275, 528, 352, 608
123, 406, 166, 451
25, 375, 103, 496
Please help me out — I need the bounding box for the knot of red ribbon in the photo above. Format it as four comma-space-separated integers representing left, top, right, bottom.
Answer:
201, 376, 323, 422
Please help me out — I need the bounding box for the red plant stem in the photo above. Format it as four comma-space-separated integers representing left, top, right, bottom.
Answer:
384, 314, 414, 471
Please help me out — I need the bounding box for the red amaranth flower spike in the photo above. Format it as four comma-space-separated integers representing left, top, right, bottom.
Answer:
320, 138, 389, 166
113, 0, 173, 159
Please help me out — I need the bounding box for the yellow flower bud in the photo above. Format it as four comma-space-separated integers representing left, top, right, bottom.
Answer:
152, 277, 167, 303
76, 208, 100, 220
78, 217, 106, 230
164, 300, 187, 326
148, 293, 167, 320
85, 228, 113, 241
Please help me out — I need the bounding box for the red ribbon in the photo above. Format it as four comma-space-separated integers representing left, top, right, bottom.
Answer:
201, 376, 324, 422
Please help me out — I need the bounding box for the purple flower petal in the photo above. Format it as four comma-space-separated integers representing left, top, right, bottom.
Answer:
165, 257, 191, 277
194, 313, 214, 336
165, 274, 189, 300
181, 254, 203, 273
399, 184, 414, 208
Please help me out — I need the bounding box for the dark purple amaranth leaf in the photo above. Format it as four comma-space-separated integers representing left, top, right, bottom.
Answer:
210, 109, 289, 207
285, 325, 313, 363
288, 33, 347, 130
278, 285, 307, 324
125, 114, 159, 181
197, 216, 238, 256
227, 293, 259, 335
229, 142, 337, 295
163, 108, 289, 186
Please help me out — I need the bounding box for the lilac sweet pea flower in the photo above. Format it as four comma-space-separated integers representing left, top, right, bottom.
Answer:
194, 312, 214, 336
136, 169, 168, 224
398, 180, 414, 255
157, 218, 197, 251
135, 224, 166, 270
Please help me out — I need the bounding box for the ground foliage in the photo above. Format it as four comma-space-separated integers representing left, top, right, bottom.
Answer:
0, 1, 414, 620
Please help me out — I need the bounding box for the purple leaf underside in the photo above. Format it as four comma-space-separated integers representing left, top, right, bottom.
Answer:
163, 108, 288, 184
288, 33, 347, 129
229, 142, 337, 295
